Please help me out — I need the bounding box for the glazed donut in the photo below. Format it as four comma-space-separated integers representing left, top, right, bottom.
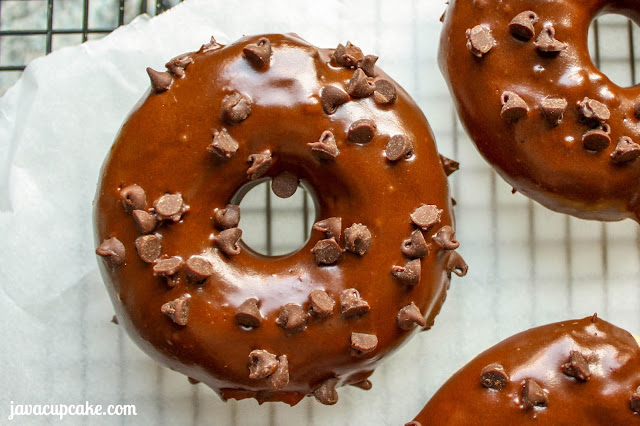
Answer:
94, 33, 467, 405
440, 0, 640, 222
407, 315, 640, 425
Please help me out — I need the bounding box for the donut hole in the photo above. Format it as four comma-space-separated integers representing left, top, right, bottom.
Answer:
233, 180, 316, 256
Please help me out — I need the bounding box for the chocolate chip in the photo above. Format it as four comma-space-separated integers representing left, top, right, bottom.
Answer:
386, 135, 413, 161
534, 25, 567, 53
351, 380, 372, 390
635, 101, 640, 119
540, 97, 568, 126
161, 294, 190, 326
201, 36, 222, 53
344, 223, 372, 255
313, 217, 342, 241
347, 68, 375, 98
165, 53, 194, 77
276, 303, 307, 333
185, 255, 214, 283
373, 79, 398, 105
401, 229, 428, 258
348, 119, 377, 144
314, 378, 339, 405
272, 172, 298, 199
391, 259, 421, 286
501, 91, 529, 122
246, 150, 272, 180
187, 377, 200, 385
96, 237, 126, 268
340, 288, 370, 318
509, 11, 538, 40
212, 204, 241, 230
111, 315, 118, 325
432, 225, 460, 250
146, 67, 173, 92
153, 193, 188, 222
309, 289, 335, 318
267, 355, 289, 390
578, 97, 610, 123
153, 257, 183, 287
631, 387, 640, 413
582, 126, 611, 152
481, 363, 509, 390
120, 184, 147, 213
215, 228, 242, 256
308, 130, 340, 160
522, 379, 548, 409
611, 136, 640, 164
397, 302, 426, 330
311, 239, 343, 265
446, 251, 469, 277
410, 204, 443, 230
562, 351, 591, 381
248, 349, 278, 380
358, 55, 378, 77
439, 154, 460, 176
208, 128, 239, 159
351, 332, 378, 356
243, 37, 272, 68
320, 85, 350, 115
466, 25, 495, 57
221, 92, 252, 124
132, 209, 158, 234
332, 42, 364, 68
135, 235, 162, 263
235, 298, 262, 328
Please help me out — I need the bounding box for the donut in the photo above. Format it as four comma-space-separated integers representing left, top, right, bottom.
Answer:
407, 315, 640, 425
440, 0, 640, 223
93, 33, 467, 405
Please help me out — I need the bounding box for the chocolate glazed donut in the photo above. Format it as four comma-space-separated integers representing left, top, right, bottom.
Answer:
440, 0, 640, 222
94, 33, 467, 405
407, 315, 640, 425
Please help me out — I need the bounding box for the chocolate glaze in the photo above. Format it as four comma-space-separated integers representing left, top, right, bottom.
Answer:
94, 34, 464, 405
410, 316, 640, 424
440, 0, 640, 223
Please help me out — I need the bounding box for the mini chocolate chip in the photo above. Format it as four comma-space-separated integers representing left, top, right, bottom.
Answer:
221, 92, 252, 124
243, 37, 272, 68
347, 68, 375, 98
391, 259, 421, 286
311, 239, 343, 265
276, 303, 307, 333
248, 349, 278, 380
401, 229, 428, 259
344, 223, 372, 256
631, 387, 640, 413
351, 380, 372, 390
235, 298, 262, 328
187, 377, 200, 385
509, 11, 539, 40
314, 378, 339, 405
397, 302, 426, 330
340, 288, 370, 318
185, 255, 214, 283
153, 257, 183, 287
439, 154, 460, 176
272, 172, 298, 199
213, 204, 241, 230
332, 42, 364, 68
540, 97, 568, 126
309, 289, 335, 318
410, 204, 443, 230
351, 332, 378, 356
358, 55, 378, 77
201, 36, 222, 53
308, 130, 340, 160
534, 25, 567, 53
320, 85, 350, 115
246, 150, 272, 180
208, 129, 239, 159
562, 351, 591, 381
132, 209, 158, 234
348, 119, 377, 144
611, 136, 640, 164
313, 217, 342, 241
120, 184, 147, 213
446, 251, 469, 277
578, 97, 610, 123
501, 91, 529, 122
373, 79, 398, 105
111, 315, 118, 325
466, 25, 495, 57
153, 193, 188, 222
583, 126, 611, 152
165, 53, 194, 77
481, 363, 509, 390
433, 225, 460, 250
135, 235, 162, 263
146, 67, 173, 92
96, 237, 126, 268
215, 228, 242, 256
161, 294, 190, 326
522, 379, 548, 409
386, 135, 413, 161
267, 355, 289, 390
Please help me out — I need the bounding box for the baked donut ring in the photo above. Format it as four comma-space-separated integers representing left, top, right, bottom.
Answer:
440, 0, 640, 222
94, 33, 467, 405
407, 315, 640, 425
